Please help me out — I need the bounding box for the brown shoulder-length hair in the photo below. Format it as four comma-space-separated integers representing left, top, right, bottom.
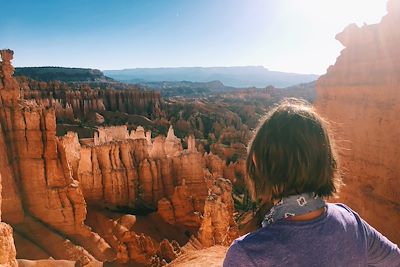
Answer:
246, 98, 341, 202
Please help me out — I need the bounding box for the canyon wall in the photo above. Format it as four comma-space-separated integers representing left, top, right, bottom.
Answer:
1, 49, 106, 265
61, 125, 240, 218
0, 50, 87, 235
1, 49, 239, 265
316, 0, 400, 244
60, 125, 240, 263
0, 174, 17, 266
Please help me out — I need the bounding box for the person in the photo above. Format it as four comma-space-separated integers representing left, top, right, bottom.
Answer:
223, 99, 400, 266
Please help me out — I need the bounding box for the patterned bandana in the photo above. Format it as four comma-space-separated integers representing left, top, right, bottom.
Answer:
261, 193, 326, 227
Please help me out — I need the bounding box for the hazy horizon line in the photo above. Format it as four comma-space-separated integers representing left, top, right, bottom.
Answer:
14, 65, 322, 76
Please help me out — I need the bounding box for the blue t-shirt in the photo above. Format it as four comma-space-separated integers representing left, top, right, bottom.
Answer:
224, 203, 400, 266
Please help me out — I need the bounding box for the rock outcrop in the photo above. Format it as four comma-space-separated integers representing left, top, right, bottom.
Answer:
0, 93, 87, 235
198, 178, 239, 247
316, 0, 400, 244
85, 211, 181, 265
0, 222, 17, 267
60, 126, 231, 213
0, 49, 18, 267
0, 49, 106, 265
0, 173, 17, 267
157, 182, 202, 227
1, 49, 240, 265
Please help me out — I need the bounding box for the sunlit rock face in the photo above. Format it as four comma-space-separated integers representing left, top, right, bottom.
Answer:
61, 126, 217, 211
0, 222, 17, 267
1, 49, 109, 265
0, 168, 17, 266
1, 49, 240, 265
0, 95, 88, 236
60, 125, 239, 263
0, 49, 19, 267
316, 0, 400, 244
198, 178, 239, 247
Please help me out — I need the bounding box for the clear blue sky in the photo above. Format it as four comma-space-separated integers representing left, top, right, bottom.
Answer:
0, 0, 387, 74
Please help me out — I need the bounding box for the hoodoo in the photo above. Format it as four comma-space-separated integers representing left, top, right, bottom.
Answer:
0, 49, 239, 265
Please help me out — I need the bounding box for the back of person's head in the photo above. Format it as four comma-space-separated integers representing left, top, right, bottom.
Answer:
246, 98, 341, 202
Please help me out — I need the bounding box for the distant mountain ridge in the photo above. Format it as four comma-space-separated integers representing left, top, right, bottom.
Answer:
15, 67, 113, 82
104, 66, 319, 88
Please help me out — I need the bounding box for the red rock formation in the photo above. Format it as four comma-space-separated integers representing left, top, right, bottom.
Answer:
157, 182, 202, 227
156, 179, 238, 265
316, 0, 400, 244
198, 178, 238, 247
164, 126, 183, 157
0, 50, 106, 265
0, 173, 17, 267
159, 239, 181, 263
172, 151, 208, 206
85, 210, 180, 265
0, 222, 17, 266
0, 50, 18, 265
61, 125, 231, 215
19, 77, 163, 121
10, 105, 88, 235
205, 153, 226, 179
0, 122, 24, 224
0, 50, 25, 224
1, 49, 241, 265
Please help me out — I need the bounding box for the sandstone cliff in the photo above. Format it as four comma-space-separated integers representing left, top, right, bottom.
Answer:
316, 0, 400, 244
0, 49, 105, 266
60, 124, 239, 262
1, 50, 238, 265
0, 49, 21, 267
1, 61, 87, 235
60, 125, 238, 216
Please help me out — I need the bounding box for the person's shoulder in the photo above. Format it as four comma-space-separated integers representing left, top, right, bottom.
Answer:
224, 236, 256, 267
326, 203, 366, 230
328, 202, 360, 218
331, 202, 358, 214
225, 227, 278, 266
229, 225, 282, 255
234, 226, 274, 245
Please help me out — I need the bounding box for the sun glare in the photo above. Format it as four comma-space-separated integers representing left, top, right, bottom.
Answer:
263, 0, 388, 74
297, 0, 386, 26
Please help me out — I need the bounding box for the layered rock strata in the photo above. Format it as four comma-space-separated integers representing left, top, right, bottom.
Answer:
316, 0, 400, 244
0, 49, 107, 265
0, 49, 18, 267
1, 49, 240, 265
61, 127, 218, 212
